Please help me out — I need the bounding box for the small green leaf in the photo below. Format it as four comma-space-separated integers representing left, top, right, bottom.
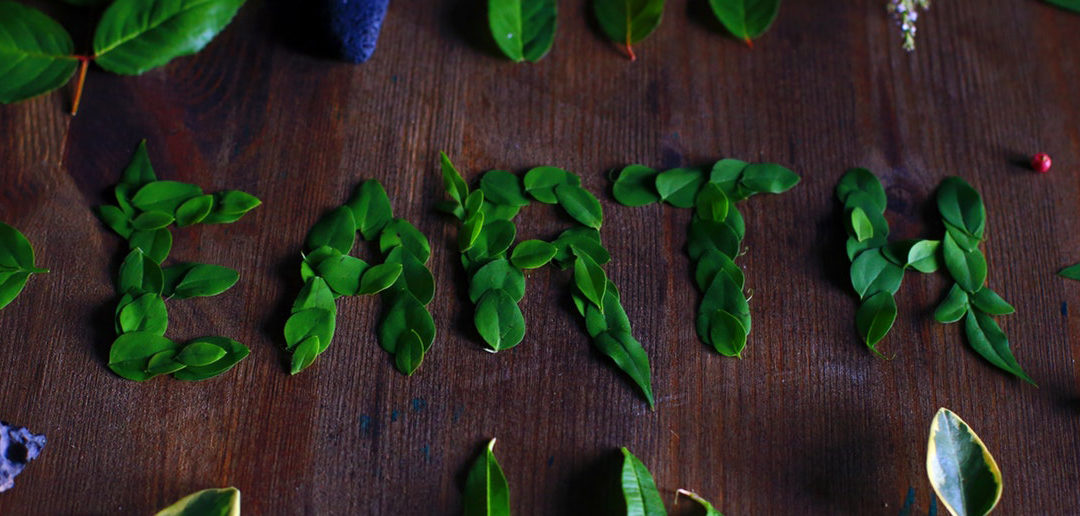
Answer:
176, 340, 228, 367
655, 167, 705, 208
612, 165, 660, 206
0, 1, 78, 104
306, 206, 356, 254
942, 232, 987, 293
171, 264, 239, 298
460, 210, 485, 252
174, 194, 214, 227
964, 309, 1033, 384
906, 239, 941, 273
850, 206, 873, 242
1043, 0, 1080, 12
687, 216, 741, 261
738, 163, 799, 194
117, 293, 168, 335
357, 263, 403, 295
440, 152, 470, 210
573, 253, 607, 310
292, 277, 337, 314
108, 332, 179, 381
836, 168, 887, 213
93, 0, 247, 75
927, 408, 1002, 516
709, 0, 781, 43
620, 447, 667, 516
706, 309, 747, 357
346, 179, 394, 240
934, 284, 970, 324
708, 158, 749, 197
463, 438, 511, 516
290, 335, 320, 375
697, 269, 751, 341
118, 248, 163, 295
95, 205, 134, 239
695, 183, 730, 222
378, 218, 432, 263
394, 329, 426, 376
128, 228, 172, 264
937, 176, 986, 239
384, 246, 436, 305
378, 292, 436, 354
315, 253, 369, 296
131, 181, 204, 214
523, 166, 577, 204
481, 169, 529, 207
132, 210, 175, 231
850, 248, 903, 299
475, 289, 526, 351
594, 331, 655, 407
154, 487, 241, 516
0, 222, 47, 309
1058, 263, 1080, 281
855, 291, 897, 355
284, 308, 335, 355
555, 184, 603, 229
593, 0, 665, 56
489, 0, 557, 62
676, 489, 723, 516
201, 190, 261, 224
510, 239, 556, 269
172, 337, 248, 380
145, 350, 185, 375
971, 288, 1014, 316
694, 249, 744, 292
120, 140, 158, 187
552, 227, 610, 267
0, 271, 31, 311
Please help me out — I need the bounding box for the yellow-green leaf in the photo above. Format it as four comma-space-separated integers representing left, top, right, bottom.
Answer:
927, 408, 1002, 516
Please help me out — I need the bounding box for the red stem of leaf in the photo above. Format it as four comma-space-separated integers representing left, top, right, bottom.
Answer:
625, 42, 637, 62
70, 57, 90, 116
744, 37, 754, 48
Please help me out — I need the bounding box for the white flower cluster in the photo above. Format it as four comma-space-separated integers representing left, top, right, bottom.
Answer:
887, 0, 931, 51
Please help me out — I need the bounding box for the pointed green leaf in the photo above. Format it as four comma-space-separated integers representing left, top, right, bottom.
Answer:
942, 232, 987, 293
594, 331, 655, 407
128, 228, 172, 264
154, 487, 241, 516
677, 489, 723, 516
937, 176, 986, 239
108, 331, 179, 381
306, 206, 356, 254
855, 291, 896, 355
927, 408, 1002, 516
523, 166, 578, 204
620, 447, 667, 516
176, 340, 227, 367
132, 210, 175, 231
201, 190, 260, 224
1058, 262, 1080, 281
573, 253, 607, 310
593, 0, 665, 51
850, 248, 903, 299
655, 167, 705, 208
131, 181, 204, 214
0, 1, 78, 104
706, 309, 747, 357
555, 184, 603, 229
489, 0, 557, 62
440, 152, 470, 209
171, 264, 239, 298
357, 263, 403, 295
709, 0, 781, 42
836, 168, 887, 213
934, 284, 970, 324
290, 335, 320, 375
172, 337, 248, 380
463, 438, 511, 516
971, 287, 1014, 316
174, 194, 214, 227
850, 206, 873, 242
695, 183, 730, 222
738, 163, 799, 194
93, 0, 247, 75
906, 239, 941, 273
346, 179, 393, 240
963, 309, 1033, 384
612, 164, 660, 206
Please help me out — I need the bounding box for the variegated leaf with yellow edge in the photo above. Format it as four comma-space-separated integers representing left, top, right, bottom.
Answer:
926, 408, 1002, 516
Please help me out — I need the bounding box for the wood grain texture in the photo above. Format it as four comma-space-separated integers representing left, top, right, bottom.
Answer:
1, 0, 1079, 513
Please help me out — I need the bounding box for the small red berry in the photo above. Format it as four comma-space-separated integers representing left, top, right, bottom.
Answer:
1032, 153, 1052, 173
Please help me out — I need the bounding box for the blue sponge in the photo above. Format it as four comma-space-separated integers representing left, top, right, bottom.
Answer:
0, 421, 45, 493
327, 0, 391, 63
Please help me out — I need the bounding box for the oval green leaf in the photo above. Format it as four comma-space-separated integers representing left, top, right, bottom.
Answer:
963, 309, 1034, 384
489, 0, 557, 62
154, 487, 241, 516
306, 206, 356, 254
855, 291, 896, 356
173, 336, 248, 380
475, 289, 526, 351
0, 2, 78, 104
510, 239, 556, 269
937, 176, 986, 239
357, 262, 403, 295
172, 264, 239, 298
934, 284, 969, 324
346, 179, 393, 241
612, 164, 660, 207
927, 408, 1002, 516
176, 340, 228, 367
593, 0, 665, 54
174, 194, 214, 227
739, 163, 799, 194
708, 0, 781, 43
707, 309, 747, 357
850, 248, 903, 299
555, 184, 603, 229
836, 168, 887, 213
942, 232, 987, 293
655, 167, 705, 208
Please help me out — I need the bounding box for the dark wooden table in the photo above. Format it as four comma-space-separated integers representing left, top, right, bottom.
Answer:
2, 0, 1079, 513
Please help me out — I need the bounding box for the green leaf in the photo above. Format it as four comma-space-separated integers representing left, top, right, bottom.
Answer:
708, 158, 749, 197
392, 329, 425, 375
489, 0, 557, 62
357, 263, 403, 295
93, 0, 247, 75
706, 309, 747, 357
172, 337, 248, 380
573, 253, 607, 310
289, 335, 320, 375
384, 246, 436, 305
463, 438, 511, 516
306, 206, 356, 254
475, 289, 526, 351
964, 309, 1033, 384
971, 288, 1014, 316
0, 271, 31, 311
927, 408, 1002, 516
612, 164, 660, 206
855, 291, 896, 355
695, 183, 729, 222
108, 331, 179, 381
937, 176, 986, 239
687, 217, 741, 261
473, 219, 516, 260
593, 0, 665, 53
1043, 0, 1080, 12
440, 152, 470, 210
284, 308, 335, 355
0, 222, 47, 309
835, 168, 887, 213
906, 239, 941, 273
174, 194, 214, 227
169, 263, 239, 298
676, 489, 723, 516
0, 1, 78, 104
154, 487, 241, 516
555, 184, 603, 229
176, 340, 227, 367
128, 228, 172, 264
378, 292, 436, 353
117, 293, 168, 335
552, 227, 610, 267
620, 447, 667, 516
118, 248, 163, 295
510, 239, 556, 269
346, 179, 394, 241
132, 210, 175, 231
481, 169, 529, 207
738, 163, 799, 194
697, 269, 750, 340
461, 210, 485, 252
131, 181, 203, 214
708, 0, 780, 43
95, 205, 134, 239
292, 277, 337, 314
315, 253, 369, 296
201, 190, 260, 224
145, 350, 185, 375
942, 232, 987, 293
378, 218, 432, 263
1058, 262, 1080, 281
850, 207, 873, 242
594, 331, 655, 407
934, 284, 970, 324
523, 166, 578, 204
655, 167, 705, 208
694, 249, 744, 292
121, 140, 158, 187
850, 248, 903, 299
